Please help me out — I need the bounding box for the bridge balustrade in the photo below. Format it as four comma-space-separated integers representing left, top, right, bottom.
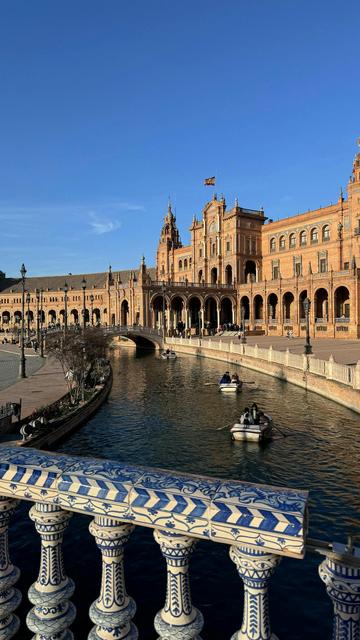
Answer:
0, 446, 358, 639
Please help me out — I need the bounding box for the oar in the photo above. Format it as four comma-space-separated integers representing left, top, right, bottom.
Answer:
242, 380, 256, 384
204, 382, 218, 386
216, 422, 233, 431
272, 423, 288, 437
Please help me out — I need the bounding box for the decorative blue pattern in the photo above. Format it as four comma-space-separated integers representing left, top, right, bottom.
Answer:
0, 446, 308, 558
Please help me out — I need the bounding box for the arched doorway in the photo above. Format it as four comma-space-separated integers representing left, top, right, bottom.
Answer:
299, 290, 308, 320
93, 308, 101, 325
152, 295, 167, 332
198, 270, 203, 283
240, 296, 250, 324
225, 265, 232, 285
268, 293, 278, 320
1, 311, 10, 326
14, 311, 22, 324
171, 296, 185, 333
334, 286, 350, 319
244, 260, 256, 283
211, 267, 217, 284
121, 300, 129, 326
48, 310, 56, 325
220, 297, 233, 324
71, 309, 79, 325
314, 288, 328, 321
188, 297, 201, 334
204, 297, 217, 333
283, 292, 294, 321
253, 295, 263, 321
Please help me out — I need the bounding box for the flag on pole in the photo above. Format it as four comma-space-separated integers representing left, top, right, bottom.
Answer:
204, 176, 215, 186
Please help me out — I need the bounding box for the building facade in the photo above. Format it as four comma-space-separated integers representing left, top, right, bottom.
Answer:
1, 144, 360, 339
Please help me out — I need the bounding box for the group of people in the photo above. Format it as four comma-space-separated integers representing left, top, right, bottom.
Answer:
219, 371, 240, 384
239, 403, 264, 425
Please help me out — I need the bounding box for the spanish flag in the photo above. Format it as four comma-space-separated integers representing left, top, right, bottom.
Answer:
204, 176, 216, 186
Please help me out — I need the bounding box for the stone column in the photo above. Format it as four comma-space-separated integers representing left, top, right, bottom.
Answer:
154, 530, 203, 639
229, 545, 281, 640
217, 305, 221, 329
88, 517, 137, 640
200, 306, 205, 336
27, 503, 76, 640
319, 553, 360, 640
0, 497, 21, 639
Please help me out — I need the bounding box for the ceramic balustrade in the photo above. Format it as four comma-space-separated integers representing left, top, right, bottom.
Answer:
0, 447, 357, 639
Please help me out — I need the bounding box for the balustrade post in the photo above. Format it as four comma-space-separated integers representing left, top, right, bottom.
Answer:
0, 497, 21, 639
319, 551, 360, 640
27, 503, 76, 640
229, 545, 281, 640
154, 530, 203, 640
88, 517, 137, 640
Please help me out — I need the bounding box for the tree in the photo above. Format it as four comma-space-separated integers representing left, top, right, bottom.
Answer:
46, 327, 111, 405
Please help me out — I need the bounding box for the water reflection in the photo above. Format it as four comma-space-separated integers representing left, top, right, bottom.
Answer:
33, 349, 360, 637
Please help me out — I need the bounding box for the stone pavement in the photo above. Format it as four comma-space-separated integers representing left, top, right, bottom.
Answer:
0, 351, 68, 420
208, 334, 360, 365
0, 344, 44, 391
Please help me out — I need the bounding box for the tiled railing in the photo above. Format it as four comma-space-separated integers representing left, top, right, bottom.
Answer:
0, 446, 359, 639
167, 338, 360, 390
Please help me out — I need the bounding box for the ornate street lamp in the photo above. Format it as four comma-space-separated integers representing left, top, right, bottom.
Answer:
63, 282, 68, 338
39, 288, 44, 357
81, 277, 86, 332
303, 297, 312, 355
26, 291, 31, 339
35, 289, 40, 345
19, 263, 27, 378
90, 293, 94, 325
241, 305, 247, 344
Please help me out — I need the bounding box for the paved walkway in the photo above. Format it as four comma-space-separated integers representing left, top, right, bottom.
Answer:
0, 344, 45, 391
207, 335, 360, 365
0, 353, 68, 420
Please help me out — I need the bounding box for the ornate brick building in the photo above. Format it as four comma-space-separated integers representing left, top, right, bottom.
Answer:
1, 144, 360, 339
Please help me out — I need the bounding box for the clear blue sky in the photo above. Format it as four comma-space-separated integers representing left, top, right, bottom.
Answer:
0, 0, 359, 277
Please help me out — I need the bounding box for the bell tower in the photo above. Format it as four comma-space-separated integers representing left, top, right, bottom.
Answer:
348, 140, 360, 234
156, 202, 182, 280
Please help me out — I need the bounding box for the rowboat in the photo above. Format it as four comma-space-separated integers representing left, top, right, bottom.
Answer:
161, 350, 177, 360
219, 381, 242, 393
230, 414, 273, 441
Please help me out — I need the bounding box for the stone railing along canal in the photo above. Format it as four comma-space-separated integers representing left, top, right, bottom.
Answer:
0, 446, 359, 639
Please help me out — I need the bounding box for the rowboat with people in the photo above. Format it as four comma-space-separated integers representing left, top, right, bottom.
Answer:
219, 371, 242, 393
230, 403, 273, 441
161, 349, 177, 360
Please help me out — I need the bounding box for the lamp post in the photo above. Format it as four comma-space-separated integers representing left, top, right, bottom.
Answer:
26, 291, 31, 340
90, 294, 94, 325
81, 277, 86, 333
162, 281, 166, 340
20, 263, 26, 378
241, 305, 247, 344
35, 289, 40, 345
63, 282, 68, 338
39, 288, 44, 357
303, 297, 312, 355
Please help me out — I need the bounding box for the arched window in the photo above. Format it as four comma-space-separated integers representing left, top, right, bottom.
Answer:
300, 230, 307, 246
184, 259, 188, 270
270, 237, 276, 253
322, 225, 330, 241
189, 257, 192, 266
289, 233, 296, 248
178, 260, 183, 271
279, 235, 286, 250
311, 228, 318, 244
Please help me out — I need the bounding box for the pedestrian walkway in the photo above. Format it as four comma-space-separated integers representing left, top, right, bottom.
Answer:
0, 344, 44, 391
208, 334, 360, 365
0, 355, 68, 421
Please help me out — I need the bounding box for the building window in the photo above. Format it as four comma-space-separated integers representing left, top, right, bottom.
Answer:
322, 225, 330, 241
300, 231, 307, 246
199, 248, 203, 258
344, 261, 349, 270
270, 238, 276, 253
211, 243, 216, 256
319, 258, 327, 273
226, 241, 231, 253
289, 233, 296, 248
279, 235, 286, 250
311, 228, 318, 244
295, 262, 302, 276
178, 260, 182, 271
184, 259, 188, 270
272, 265, 279, 280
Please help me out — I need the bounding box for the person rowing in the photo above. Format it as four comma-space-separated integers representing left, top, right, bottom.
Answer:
220, 371, 231, 384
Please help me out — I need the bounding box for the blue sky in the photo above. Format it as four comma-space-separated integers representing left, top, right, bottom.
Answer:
0, 0, 359, 277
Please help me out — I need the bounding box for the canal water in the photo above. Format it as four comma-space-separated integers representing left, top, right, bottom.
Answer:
12, 347, 360, 639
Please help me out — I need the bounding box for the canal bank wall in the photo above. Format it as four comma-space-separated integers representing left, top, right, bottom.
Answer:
166, 337, 360, 414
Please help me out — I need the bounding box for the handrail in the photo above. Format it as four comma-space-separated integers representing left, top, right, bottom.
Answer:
0, 447, 358, 638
